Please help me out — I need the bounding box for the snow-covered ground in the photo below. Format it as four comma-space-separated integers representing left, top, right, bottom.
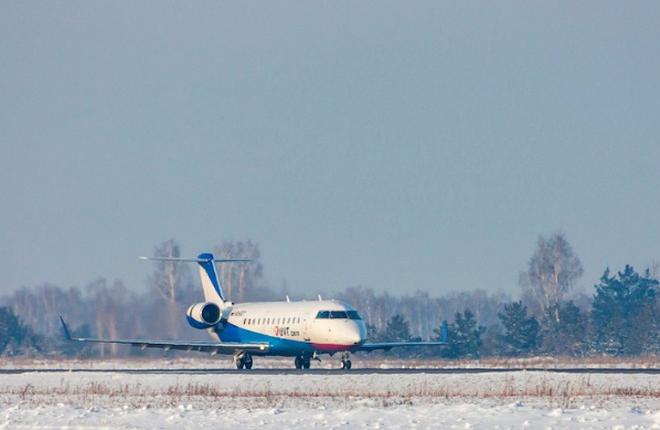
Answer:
1, 363, 659, 429
2, 401, 658, 429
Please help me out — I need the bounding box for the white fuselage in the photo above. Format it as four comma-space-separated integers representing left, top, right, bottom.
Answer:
212, 299, 367, 356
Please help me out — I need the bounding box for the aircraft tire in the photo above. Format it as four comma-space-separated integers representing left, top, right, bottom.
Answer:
302, 357, 311, 369
294, 356, 303, 369
244, 353, 253, 369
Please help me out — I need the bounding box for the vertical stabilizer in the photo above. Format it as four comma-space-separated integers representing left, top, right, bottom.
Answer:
197, 253, 225, 305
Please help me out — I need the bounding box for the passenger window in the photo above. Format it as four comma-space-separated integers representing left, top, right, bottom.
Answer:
347, 311, 362, 320
316, 311, 330, 319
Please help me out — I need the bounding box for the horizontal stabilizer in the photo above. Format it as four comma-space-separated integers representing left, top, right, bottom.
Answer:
138, 256, 251, 263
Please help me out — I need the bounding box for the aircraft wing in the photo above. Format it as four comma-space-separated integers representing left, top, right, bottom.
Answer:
59, 317, 269, 355
355, 341, 446, 352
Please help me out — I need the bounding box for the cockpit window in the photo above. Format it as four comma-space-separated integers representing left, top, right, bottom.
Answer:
316, 311, 330, 319
317, 310, 356, 319
329, 311, 347, 319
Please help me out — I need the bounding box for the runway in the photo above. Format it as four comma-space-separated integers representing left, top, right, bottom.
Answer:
1, 367, 659, 375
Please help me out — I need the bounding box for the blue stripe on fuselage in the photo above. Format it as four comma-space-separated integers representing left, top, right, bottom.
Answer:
215, 322, 314, 356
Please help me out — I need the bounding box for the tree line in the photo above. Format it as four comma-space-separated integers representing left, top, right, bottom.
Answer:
1, 234, 658, 358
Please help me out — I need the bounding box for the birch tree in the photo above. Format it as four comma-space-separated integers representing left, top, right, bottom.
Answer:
148, 240, 193, 337
519, 233, 583, 321
213, 240, 263, 302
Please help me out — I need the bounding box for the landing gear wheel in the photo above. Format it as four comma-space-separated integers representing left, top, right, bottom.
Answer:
294, 356, 303, 369
339, 352, 352, 370
236, 353, 253, 370
302, 357, 311, 369
244, 354, 253, 370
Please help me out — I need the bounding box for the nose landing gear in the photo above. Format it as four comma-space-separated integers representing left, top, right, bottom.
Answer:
339, 352, 352, 370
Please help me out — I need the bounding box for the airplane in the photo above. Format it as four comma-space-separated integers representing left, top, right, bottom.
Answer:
60, 252, 447, 370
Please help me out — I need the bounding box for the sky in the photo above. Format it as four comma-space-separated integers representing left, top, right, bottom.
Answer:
1, 1, 659, 298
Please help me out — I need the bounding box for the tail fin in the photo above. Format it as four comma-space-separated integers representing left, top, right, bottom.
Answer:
139, 252, 251, 306
196, 253, 225, 305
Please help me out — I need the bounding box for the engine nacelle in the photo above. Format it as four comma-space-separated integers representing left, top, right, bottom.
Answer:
186, 302, 222, 329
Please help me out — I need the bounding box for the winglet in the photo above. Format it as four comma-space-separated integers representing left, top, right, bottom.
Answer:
59, 315, 72, 340
440, 319, 448, 343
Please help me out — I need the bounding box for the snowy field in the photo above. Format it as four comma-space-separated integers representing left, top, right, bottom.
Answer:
1, 359, 659, 429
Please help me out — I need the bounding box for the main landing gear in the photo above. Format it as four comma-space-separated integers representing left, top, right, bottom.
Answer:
294, 355, 311, 370
339, 351, 352, 370
235, 353, 253, 370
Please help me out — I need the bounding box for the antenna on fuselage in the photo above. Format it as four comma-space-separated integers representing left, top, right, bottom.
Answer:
286, 295, 290, 303
317, 294, 322, 301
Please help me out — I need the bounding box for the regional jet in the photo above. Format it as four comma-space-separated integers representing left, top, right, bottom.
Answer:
60, 253, 447, 369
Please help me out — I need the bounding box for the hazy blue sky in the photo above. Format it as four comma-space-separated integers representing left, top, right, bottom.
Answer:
1, 2, 659, 298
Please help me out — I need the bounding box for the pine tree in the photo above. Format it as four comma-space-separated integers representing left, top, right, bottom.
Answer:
440, 309, 484, 358
591, 265, 658, 355
0, 307, 25, 354
540, 301, 588, 356
497, 301, 540, 356
383, 314, 411, 341
0, 307, 40, 356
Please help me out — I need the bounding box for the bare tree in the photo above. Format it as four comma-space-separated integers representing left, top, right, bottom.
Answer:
148, 240, 193, 337
213, 240, 263, 302
87, 278, 132, 356
649, 260, 660, 279
519, 232, 583, 321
